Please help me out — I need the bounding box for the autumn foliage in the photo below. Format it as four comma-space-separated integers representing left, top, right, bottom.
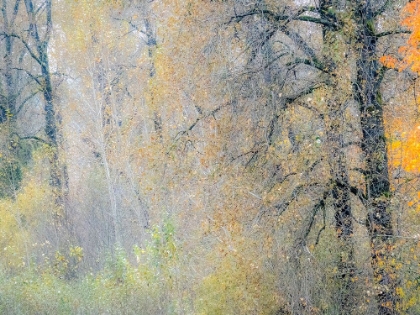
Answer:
1, 0, 420, 314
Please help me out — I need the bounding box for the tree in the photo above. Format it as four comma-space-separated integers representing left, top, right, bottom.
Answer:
218, 1, 407, 314
0, 0, 37, 198
51, 0, 155, 259
1, 0, 66, 202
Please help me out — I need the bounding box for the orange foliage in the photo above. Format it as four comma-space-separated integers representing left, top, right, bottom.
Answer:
399, 125, 420, 173
379, 55, 398, 69
388, 118, 420, 174
399, 0, 420, 73
383, 0, 420, 174
380, 0, 420, 72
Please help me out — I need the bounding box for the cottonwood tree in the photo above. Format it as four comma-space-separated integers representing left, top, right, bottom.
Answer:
209, 1, 409, 314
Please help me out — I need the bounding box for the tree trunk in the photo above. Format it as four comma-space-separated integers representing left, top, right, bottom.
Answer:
24, 0, 67, 197
24, 0, 70, 244
352, 1, 399, 314
320, 0, 356, 311
2, 0, 17, 119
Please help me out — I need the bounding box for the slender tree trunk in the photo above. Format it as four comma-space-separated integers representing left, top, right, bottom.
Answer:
24, 0, 67, 196
352, 2, 399, 314
24, 0, 70, 244
1, 0, 25, 198
2, 0, 17, 119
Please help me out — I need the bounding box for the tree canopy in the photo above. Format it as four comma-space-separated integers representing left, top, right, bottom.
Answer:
1, 0, 420, 314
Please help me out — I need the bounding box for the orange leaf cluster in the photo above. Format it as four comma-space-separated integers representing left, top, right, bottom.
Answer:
380, 0, 420, 72
400, 126, 420, 173
384, 1, 420, 174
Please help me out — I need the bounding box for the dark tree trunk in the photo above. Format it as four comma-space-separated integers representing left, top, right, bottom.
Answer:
24, 0, 66, 194
352, 1, 399, 314
24, 0, 70, 244
24, 0, 56, 143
